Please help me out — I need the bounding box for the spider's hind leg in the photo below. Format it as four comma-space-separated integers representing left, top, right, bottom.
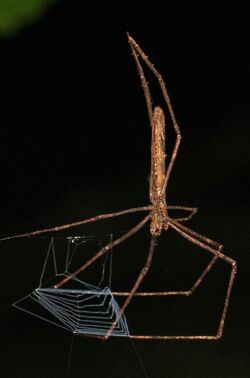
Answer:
169, 220, 237, 338
169, 219, 224, 296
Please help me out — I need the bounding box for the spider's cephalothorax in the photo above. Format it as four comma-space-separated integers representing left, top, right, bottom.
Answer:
150, 106, 169, 236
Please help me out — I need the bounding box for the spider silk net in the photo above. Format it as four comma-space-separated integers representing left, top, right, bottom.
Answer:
13, 236, 130, 337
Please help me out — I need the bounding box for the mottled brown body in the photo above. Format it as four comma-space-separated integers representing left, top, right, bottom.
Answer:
150, 106, 168, 235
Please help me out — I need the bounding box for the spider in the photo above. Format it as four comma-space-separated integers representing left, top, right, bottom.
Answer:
4, 33, 236, 340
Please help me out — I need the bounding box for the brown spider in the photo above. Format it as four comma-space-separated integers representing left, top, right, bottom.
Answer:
3, 33, 236, 340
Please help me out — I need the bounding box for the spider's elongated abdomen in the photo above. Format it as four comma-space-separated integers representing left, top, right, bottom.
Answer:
150, 106, 166, 201
150, 106, 168, 235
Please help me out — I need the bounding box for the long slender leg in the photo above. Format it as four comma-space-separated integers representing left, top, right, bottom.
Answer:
167, 206, 199, 222
128, 223, 235, 340
169, 219, 224, 293
171, 219, 223, 250
169, 221, 237, 338
114, 216, 222, 297
53, 214, 151, 288
128, 36, 157, 200
114, 215, 221, 297
100, 207, 200, 298
127, 34, 181, 196
128, 37, 153, 126
0, 206, 152, 241
112, 208, 216, 298
105, 235, 157, 338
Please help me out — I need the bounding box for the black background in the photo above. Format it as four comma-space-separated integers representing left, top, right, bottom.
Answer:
0, 1, 249, 377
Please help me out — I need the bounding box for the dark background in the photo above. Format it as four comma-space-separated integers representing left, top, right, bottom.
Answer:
0, 1, 249, 377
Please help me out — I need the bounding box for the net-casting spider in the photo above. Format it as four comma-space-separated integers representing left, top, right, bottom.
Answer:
3, 33, 236, 340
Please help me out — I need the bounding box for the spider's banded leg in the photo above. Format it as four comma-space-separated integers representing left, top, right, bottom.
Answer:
0, 206, 152, 241
127, 34, 181, 196
105, 235, 157, 339
169, 221, 237, 338
53, 214, 151, 289
167, 206, 199, 222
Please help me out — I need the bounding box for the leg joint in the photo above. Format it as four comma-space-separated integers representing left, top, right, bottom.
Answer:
231, 260, 237, 271
142, 266, 149, 275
